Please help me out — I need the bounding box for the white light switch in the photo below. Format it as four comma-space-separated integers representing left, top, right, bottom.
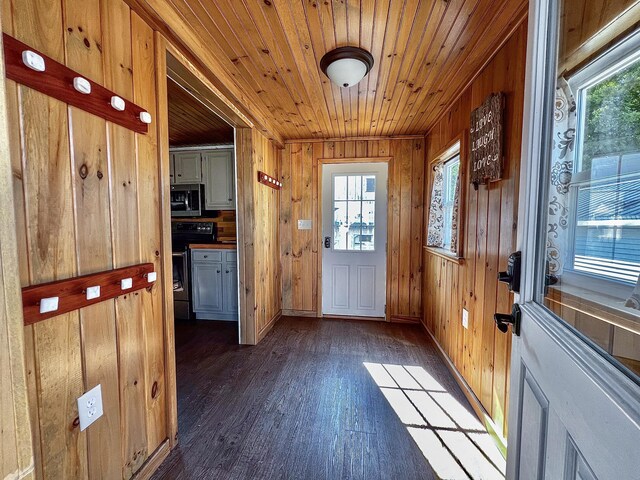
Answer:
39, 296, 59, 314
462, 308, 469, 329
121, 278, 132, 290
77, 384, 103, 431
22, 50, 45, 72
147, 271, 157, 283
297, 219, 312, 230
86, 286, 100, 300
73, 76, 91, 94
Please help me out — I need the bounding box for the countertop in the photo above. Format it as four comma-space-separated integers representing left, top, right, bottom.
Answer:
189, 243, 237, 250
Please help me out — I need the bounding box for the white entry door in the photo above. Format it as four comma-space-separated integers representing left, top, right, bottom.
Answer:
506, 1, 640, 479
321, 163, 387, 317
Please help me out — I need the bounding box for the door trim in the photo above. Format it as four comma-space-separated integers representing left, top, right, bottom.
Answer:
317, 158, 392, 320
508, 0, 640, 476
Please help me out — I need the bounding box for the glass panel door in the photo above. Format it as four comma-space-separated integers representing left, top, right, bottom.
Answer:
538, 15, 640, 381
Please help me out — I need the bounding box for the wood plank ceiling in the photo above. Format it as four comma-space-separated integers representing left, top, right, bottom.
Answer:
167, 77, 234, 146
154, 0, 529, 139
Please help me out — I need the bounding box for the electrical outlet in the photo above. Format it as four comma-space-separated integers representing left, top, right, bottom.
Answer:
462, 308, 469, 329
77, 384, 104, 431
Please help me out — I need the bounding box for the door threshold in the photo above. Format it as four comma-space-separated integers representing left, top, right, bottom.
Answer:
322, 314, 386, 322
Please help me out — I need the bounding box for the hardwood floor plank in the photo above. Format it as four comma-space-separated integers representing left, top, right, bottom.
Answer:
152, 317, 498, 480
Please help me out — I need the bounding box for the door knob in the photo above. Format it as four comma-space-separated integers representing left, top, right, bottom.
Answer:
494, 304, 521, 336
324, 236, 331, 248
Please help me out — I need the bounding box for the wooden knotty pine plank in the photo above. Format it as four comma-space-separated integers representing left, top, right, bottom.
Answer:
132, 12, 167, 472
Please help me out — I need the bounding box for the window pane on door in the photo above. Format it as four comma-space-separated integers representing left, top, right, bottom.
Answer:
540, 33, 640, 381
333, 174, 376, 251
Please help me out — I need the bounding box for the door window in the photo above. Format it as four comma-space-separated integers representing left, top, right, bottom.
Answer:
540, 31, 640, 381
333, 174, 376, 251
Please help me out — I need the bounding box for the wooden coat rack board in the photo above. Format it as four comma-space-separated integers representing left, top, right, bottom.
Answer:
3, 33, 150, 134
22, 263, 155, 325
257, 171, 282, 190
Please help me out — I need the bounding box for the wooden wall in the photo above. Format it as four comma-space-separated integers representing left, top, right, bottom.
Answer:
423, 21, 527, 439
280, 138, 424, 321
0, 20, 33, 480
2, 0, 172, 477
237, 128, 282, 344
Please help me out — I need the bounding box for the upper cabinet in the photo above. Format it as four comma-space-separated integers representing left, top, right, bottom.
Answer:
202, 149, 235, 210
172, 152, 202, 184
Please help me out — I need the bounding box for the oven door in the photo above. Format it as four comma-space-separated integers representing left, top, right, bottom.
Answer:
172, 251, 191, 319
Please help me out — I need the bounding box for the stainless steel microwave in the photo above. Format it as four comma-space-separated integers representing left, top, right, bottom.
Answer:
170, 184, 201, 217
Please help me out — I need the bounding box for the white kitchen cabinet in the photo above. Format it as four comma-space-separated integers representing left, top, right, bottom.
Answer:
192, 262, 223, 313
191, 248, 238, 321
202, 149, 235, 210
173, 151, 202, 184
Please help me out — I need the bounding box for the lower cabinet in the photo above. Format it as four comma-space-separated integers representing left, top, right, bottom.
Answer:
191, 249, 238, 321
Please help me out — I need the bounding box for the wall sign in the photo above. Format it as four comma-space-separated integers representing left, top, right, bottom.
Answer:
470, 92, 504, 189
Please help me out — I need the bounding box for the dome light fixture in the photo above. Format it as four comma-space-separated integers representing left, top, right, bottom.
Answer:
320, 46, 374, 88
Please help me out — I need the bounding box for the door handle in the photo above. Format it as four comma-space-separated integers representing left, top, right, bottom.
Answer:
494, 304, 521, 336
498, 251, 521, 293
324, 236, 331, 248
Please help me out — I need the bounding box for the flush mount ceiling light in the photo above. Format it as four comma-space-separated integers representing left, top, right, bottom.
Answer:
320, 46, 374, 88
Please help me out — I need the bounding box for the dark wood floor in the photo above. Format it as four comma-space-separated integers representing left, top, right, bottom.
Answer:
152, 317, 495, 480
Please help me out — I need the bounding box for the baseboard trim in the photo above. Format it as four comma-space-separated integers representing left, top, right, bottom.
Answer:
322, 314, 385, 322
132, 438, 170, 480
257, 310, 282, 342
420, 321, 508, 458
390, 315, 421, 324
281, 309, 319, 318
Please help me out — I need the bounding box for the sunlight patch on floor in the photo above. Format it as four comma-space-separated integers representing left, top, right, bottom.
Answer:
364, 362, 506, 480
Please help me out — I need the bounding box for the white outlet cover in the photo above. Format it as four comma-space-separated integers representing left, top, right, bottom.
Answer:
39, 296, 59, 314
147, 271, 157, 283
121, 277, 133, 290
77, 384, 103, 431
86, 286, 100, 300
297, 219, 312, 230
462, 308, 469, 329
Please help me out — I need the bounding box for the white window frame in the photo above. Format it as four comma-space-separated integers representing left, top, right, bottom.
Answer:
562, 30, 640, 289
441, 154, 460, 251
331, 173, 377, 253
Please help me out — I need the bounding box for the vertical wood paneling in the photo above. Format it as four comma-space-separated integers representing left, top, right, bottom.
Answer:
280, 137, 424, 320
422, 23, 527, 438
237, 128, 282, 344
132, 12, 167, 464
3, 0, 173, 477
0, 15, 34, 479
62, 1, 122, 478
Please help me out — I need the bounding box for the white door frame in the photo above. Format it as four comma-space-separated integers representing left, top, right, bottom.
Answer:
317, 157, 392, 320
507, 0, 640, 477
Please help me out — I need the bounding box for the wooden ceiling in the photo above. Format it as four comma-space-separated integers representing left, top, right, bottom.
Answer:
167, 77, 234, 146
152, 0, 529, 140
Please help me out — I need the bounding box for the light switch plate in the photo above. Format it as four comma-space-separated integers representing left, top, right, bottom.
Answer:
297, 219, 312, 230
86, 286, 100, 300
462, 308, 469, 329
39, 296, 59, 314
121, 278, 133, 290
77, 384, 103, 431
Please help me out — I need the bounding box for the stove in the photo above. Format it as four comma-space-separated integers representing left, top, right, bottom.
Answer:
171, 220, 216, 319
